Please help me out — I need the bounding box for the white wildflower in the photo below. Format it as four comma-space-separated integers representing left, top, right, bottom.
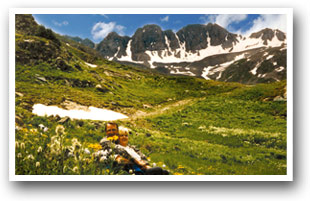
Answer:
17, 153, 22, 158
35, 161, 40, 168
72, 138, 81, 150
84, 148, 90, 154
37, 146, 42, 153
15, 141, 20, 149
27, 154, 34, 160
55, 125, 65, 136
99, 156, 107, 162
38, 124, 45, 129
20, 143, 25, 149
72, 166, 79, 173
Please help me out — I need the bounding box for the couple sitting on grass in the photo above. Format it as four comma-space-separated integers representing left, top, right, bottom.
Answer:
99, 122, 169, 175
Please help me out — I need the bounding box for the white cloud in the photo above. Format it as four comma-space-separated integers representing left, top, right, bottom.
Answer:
201, 14, 247, 29
91, 22, 126, 41
160, 16, 169, 22
241, 14, 287, 36
52, 20, 69, 27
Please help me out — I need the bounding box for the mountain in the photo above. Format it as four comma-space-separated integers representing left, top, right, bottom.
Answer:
95, 23, 286, 84
63, 35, 95, 49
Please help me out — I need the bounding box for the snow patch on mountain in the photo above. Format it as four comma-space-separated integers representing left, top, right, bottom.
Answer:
275, 66, 285, 72
128, 32, 285, 66
118, 39, 132, 61
170, 69, 195, 76
85, 62, 97, 68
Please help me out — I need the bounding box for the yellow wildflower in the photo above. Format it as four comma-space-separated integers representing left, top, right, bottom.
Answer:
30, 128, 38, 134
88, 143, 102, 151
107, 135, 119, 142
41, 134, 48, 138
174, 172, 183, 175
113, 135, 119, 141
177, 165, 184, 169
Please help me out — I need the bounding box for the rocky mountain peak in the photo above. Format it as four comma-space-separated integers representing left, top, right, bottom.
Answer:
95, 31, 130, 58
131, 24, 167, 53
250, 28, 286, 45
176, 23, 238, 51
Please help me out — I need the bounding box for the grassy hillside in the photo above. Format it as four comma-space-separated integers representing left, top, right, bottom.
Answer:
14, 15, 287, 175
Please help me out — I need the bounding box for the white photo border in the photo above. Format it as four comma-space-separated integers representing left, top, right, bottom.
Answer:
9, 8, 293, 181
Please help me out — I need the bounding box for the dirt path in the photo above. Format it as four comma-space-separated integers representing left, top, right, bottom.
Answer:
129, 97, 203, 120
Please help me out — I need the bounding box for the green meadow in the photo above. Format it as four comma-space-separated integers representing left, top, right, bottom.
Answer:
15, 20, 287, 175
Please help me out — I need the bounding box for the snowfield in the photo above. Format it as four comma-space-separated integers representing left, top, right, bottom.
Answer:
32, 104, 128, 121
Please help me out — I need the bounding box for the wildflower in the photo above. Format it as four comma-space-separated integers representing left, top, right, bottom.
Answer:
152, 163, 156, 167
21, 128, 28, 133
41, 134, 48, 138
113, 135, 119, 141
106, 169, 110, 174
39, 124, 49, 132
27, 154, 34, 160
15, 125, 22, 131
72, 138, 81, 150
55, 125, 65, 136
20, 143, 25, 149
107, 135, 119, 142
174, 172, 183, 175
99, 156, 107, 162
35, 162, 40, 168
147, 157, 151, 161
38, 124, 45, 129
17, 153, 22, 158
88, 144, 102, 151
162, 164, 166, 168
84, 148, 90, 154
72, 166, 79, 173
129, 169, 133, 174
30, 128, 38, 134
177, 165, 184, 169
15, 141, 19, 149
37, 146, 42, 153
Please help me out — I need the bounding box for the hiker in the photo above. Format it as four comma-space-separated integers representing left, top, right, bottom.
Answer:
114, 126, 169, 175
99, 122, 119, 150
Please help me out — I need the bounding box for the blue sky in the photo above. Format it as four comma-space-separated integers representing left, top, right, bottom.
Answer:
33, 14, 286, 44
